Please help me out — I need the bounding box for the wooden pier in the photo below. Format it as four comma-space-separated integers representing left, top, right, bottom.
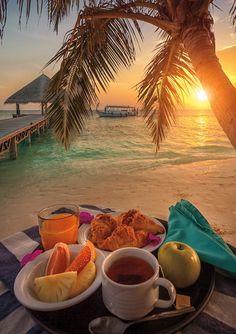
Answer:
0, 115, 48, 159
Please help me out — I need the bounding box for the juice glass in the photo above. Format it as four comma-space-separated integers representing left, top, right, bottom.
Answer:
38, 204, 79, 250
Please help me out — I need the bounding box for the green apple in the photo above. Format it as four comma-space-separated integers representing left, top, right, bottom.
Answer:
158, 241, 201, 289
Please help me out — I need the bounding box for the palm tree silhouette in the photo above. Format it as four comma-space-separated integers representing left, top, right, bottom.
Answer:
1, 1, 236, 149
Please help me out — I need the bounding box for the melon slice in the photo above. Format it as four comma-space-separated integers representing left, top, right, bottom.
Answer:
34, 271, 77, 303
70, 261, 96, 298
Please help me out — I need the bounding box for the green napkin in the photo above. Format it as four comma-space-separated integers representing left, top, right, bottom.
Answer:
164, 199, 236, 278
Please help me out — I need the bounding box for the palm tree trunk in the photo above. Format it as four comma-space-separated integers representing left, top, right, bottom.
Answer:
182, 26, 236, 149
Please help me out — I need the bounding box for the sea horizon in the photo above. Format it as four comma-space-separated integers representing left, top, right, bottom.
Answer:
0, 107, 235, 167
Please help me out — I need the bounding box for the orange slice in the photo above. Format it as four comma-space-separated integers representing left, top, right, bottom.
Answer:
66, 244, 91, 274
45, 242, 70, 276
86, 240, 96, 261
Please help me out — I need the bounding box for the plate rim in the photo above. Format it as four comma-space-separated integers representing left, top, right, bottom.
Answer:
78, 216, 166, 256
14, 244, 105, 311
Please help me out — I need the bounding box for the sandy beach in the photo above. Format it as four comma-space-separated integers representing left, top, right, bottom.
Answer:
1, 157, 236, 246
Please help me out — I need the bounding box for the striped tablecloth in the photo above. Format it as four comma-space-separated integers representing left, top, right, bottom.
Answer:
0, 205, 235, 334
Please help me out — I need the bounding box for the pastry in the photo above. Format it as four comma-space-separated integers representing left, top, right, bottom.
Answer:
97, 225, 148, 251
89, 209, 163, 251
90, 214, 117, 245
117, 209, 165, 234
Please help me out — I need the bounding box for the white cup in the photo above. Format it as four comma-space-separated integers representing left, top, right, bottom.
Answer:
102, 247, 176, 320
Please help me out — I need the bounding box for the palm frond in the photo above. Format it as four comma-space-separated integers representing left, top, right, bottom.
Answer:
46, 0, 80, 32
45, 13, 142, 147
0, 0, 7, 38
0, 0, 40, 37
137, 37, 197, 150
0, 0, 81, 37
45, 69, 94, 149
17, 0, 34, 25
230, 0, 236, 28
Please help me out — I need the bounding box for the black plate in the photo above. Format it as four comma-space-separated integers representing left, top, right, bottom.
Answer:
28, 261, 215, 334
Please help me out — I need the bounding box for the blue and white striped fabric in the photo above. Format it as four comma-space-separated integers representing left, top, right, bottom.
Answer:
0, 205, 235, 334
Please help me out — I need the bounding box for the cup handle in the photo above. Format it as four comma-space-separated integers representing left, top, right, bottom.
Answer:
154, 277, 176, 308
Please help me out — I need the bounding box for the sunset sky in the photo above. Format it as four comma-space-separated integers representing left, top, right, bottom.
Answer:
1, 1, 236, 111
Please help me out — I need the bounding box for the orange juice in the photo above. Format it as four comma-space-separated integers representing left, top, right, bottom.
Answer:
39, 213, 79, 250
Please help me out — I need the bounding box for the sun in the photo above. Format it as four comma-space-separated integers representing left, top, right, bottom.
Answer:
196, 89, 208, 102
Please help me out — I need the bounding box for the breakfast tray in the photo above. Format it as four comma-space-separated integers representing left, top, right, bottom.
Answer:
29, 219, 215, 334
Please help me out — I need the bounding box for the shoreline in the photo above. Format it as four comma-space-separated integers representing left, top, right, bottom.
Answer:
1, 157, 236, 246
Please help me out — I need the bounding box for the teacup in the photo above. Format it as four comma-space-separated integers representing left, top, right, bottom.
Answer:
102, 247, 176, 320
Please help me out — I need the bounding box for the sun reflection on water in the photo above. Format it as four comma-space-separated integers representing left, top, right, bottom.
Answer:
195, 116, 208, 146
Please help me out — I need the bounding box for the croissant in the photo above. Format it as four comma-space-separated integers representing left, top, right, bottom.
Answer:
90, 214, 117, 246
89, 210, 164, 252
117, 209, 165, 235
135, 229, 149, 247
97, 225, 148, 251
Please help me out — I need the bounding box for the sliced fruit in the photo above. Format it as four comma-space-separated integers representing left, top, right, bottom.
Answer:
70, 261, 96, 298
45, 242, 70, 276
65, 241, 94, 274
34, 271, 77, 303
85, 240, 96, 261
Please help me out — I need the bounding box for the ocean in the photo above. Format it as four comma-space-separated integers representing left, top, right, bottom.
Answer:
0, 109, 235, 174
0, 108, 236, 192
0, 107, 235, 187
1, 108, 236, 239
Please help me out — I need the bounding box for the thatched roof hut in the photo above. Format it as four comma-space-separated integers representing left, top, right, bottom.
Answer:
4, 74, 50, 116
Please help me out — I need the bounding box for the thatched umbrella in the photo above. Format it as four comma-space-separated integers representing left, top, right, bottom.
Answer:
4, 74, 50, 116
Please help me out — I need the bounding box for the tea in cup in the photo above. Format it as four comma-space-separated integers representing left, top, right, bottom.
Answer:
38, 204, 79, 250
102, 247, 176, 320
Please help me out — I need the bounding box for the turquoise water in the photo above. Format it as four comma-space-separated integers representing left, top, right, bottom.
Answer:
0, 109, 235, 190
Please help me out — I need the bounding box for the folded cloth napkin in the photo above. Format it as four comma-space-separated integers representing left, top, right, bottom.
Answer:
164, 199, 236, 278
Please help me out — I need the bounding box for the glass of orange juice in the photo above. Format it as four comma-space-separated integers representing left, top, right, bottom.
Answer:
38, 204, 79, 250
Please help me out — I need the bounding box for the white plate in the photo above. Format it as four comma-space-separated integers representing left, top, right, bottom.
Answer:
78, 217, 166, 257
14, 244, 105, 311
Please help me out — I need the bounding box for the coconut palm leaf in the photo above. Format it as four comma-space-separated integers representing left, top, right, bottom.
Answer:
230, 0, 236, 27
0, 0, 81, 36
0, 0, 7, 38
44, 12, 142, 147
45, 0, 80, 32
137, 37, 197, 149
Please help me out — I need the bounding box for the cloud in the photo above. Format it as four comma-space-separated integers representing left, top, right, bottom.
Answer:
219, 44, 236, 51
217, 45, 236, 76
230, 33, 236, 42
212, 13, 221, 23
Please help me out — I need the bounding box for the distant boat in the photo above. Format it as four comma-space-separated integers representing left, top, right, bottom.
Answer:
97, 105, 138, 117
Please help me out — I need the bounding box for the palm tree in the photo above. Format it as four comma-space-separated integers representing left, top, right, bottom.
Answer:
1, 0, 236, 149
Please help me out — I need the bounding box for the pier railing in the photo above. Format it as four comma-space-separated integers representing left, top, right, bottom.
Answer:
0, 117, 48, 159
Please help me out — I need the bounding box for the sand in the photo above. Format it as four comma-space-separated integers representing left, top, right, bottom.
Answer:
1, 157, 236, 246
